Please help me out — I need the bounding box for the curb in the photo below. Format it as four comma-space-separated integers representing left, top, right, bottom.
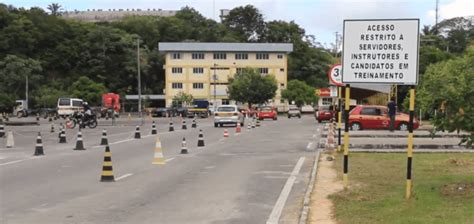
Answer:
321, 134, 466, 138
298, 149, 321, 224
4, 121, 39, 126
317, 143, 471, 150
349, 149, 474, 153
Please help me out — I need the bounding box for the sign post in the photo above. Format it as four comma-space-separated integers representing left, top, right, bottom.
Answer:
342, 19, 420, 197
328, 64, 344, 153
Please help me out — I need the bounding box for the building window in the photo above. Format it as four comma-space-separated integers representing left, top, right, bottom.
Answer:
222, 99, 230, 105
172, 83, 183, 89
280, 68, 285, 72
213, 53, 227, 60
322, 98, 332, 105
171, 52, 181, 59
259, 68, 268, 74
192, 52, 205, 59
193, 67, 204, 74
280, 83, 285, 87
172, 67, 183, 74
256, 53, 269, 60
277, 54, 283, 59
193, 83, 204, 89
235, 53, 248, 60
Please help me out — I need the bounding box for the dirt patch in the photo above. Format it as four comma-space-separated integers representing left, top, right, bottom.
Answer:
440, 182, 474, 198
307, 153, 343, 224
446, 158, 471, 166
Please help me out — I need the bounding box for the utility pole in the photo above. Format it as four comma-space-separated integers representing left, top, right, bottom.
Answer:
213, 63, 218, 113
25, 75, 28, 110
137, 38, 142, 122
334, 32, 339, 58
435, 0, 439, 31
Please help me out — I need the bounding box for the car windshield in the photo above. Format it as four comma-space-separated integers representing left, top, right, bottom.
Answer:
217, 106, 236, 112
58, 99, 70, 106
289, 107, 299, 111
261, 107, 272, 112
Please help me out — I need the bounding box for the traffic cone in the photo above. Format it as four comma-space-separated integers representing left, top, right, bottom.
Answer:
100, 145, 115, 182
59, 128, 67, 143
128, 113, 132, 122
191, 118, 197, 128
50, 123, 55, 133
100, 129, 108, 145
256, 120, 261, 127
169, 119, 174, 132
34, 132, 44, 155
134, 125, 141, 139
224, 129, 229, 137
236, 123, 241, 133
74, 130, 85, 150
36, 114, 40, 121
152, 136, 165, 165
181, 137, 188, 154
197, 129, 205, 147
151, 121, 157, 135
247, 122, 251, 130
48, 116, 52, 122
251, 120, 256, 129
0, 123, 5, 138
182, 119, 187, 130
6, 131, 14, 148
53, 116, 57, 121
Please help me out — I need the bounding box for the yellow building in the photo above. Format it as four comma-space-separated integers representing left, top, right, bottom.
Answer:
158, 42, 293, 108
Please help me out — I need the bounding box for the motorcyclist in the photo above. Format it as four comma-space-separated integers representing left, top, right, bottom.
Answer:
82, 102, 92, 123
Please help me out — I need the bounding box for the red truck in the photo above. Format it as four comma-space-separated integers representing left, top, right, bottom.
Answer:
101, 93, 120, 118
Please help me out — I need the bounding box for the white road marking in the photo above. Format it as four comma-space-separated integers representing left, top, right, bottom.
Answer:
165, 157, 175, 162
267, 157, 306, 224
116, 173, 133, 181
306, 142, 313, 150
312, 134, 317, 138
0, 157, 36, 167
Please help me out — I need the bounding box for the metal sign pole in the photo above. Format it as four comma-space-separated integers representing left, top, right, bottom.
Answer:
406, 86, 415, 199
343, 84, 350, 188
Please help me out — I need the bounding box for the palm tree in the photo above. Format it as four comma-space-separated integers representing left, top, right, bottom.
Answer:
47, 3, 62, 16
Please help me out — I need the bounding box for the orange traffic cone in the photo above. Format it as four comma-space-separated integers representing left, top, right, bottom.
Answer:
224, 129, 229, 137
236, 123, 241, 133
152, 136, 165, 165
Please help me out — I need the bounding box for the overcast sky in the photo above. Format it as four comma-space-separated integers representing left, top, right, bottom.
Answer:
4, 0, 474, 47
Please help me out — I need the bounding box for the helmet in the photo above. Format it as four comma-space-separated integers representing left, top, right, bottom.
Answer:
83, 102, 88, 106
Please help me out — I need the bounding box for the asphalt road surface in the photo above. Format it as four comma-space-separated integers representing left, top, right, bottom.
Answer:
1, 115, 321, 224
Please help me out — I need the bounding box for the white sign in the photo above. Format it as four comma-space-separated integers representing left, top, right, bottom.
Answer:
328, 64, 343, 86
330, 86, 338, 97
342, 19, 419, 85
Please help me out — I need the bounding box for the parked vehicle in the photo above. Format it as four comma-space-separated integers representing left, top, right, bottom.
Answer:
57, 98, 83, 117
13, 100, 57, 118
287, 105, 301, 118
187, 99, 209, 118
315, 105, 335, 123
100, 93, 120, 118
214, 105, 244, 127
349, 105, 419, 131
152, 107, 169, 117
258, 106, 278, 120
301, 105, 315, 113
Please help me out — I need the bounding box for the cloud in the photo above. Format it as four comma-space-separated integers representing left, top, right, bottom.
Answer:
426, 0, 474, 23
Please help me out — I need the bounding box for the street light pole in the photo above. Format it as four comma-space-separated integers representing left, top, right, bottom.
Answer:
213, 63, 217, 112
137, 38, 142, 122
25, 75, 28, 110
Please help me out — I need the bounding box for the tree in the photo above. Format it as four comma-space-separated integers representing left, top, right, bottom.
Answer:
70, 76, 107, 105
47, 3, 62, 16
172, 92, 194, 107
0, 55, 42, 101
222, 5, 266, 42
228, 68, 277, 107
416, 46, 474, 147
282, 80, 318, 107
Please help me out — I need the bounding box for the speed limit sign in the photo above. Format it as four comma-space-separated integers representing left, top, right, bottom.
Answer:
328, 64, 343, 86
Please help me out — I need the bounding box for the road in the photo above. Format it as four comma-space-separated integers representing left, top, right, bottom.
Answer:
0, 115, 321, 224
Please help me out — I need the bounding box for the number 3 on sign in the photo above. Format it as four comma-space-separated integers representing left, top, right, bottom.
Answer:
328, 64, 343, 86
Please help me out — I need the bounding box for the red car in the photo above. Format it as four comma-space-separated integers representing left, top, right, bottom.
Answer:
349, 105, 419, 131
315, 105, 336, 123
258, 106, 277, 120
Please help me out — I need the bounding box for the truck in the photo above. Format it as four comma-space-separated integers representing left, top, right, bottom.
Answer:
100, 93, 121, 118
187, 99, 209, 118
14, 100, 57, 118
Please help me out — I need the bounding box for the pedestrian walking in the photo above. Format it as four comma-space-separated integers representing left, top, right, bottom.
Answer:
387, 97, 397, 132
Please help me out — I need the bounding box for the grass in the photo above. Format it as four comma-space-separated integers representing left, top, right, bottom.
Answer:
330, 153, 474, 224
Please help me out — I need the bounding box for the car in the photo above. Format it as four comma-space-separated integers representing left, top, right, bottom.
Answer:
287, 105, 301, 118
300, 105, 315, 113
258, 106, 277, 120
348, 105, 420, 131
315, 105, 335, 123
214, 105, 244, 127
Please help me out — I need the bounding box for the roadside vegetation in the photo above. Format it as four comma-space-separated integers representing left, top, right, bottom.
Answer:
331, 153, 474, 224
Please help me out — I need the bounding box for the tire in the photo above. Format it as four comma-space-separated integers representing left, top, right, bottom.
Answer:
273, 117, 277, 120
298, 115, 301, 119
288, 116, 291, 119
398, 122, 408, 131
214, 123, 218, 128
219, 124, 223, 127
241, 122, 244, 127
351, 122, 362, 131
88, 119, 98, 129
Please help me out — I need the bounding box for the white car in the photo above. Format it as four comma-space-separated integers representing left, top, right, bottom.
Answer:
300, 105, 315, 113
214, 105, 244, 127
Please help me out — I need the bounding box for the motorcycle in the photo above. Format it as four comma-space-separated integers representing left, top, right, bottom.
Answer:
66, 111, 98, 129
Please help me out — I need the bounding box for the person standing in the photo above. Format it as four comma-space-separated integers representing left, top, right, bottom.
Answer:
387, 97, 397, 132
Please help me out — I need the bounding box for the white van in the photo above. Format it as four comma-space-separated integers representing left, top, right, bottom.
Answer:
57, 98, 83, 117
